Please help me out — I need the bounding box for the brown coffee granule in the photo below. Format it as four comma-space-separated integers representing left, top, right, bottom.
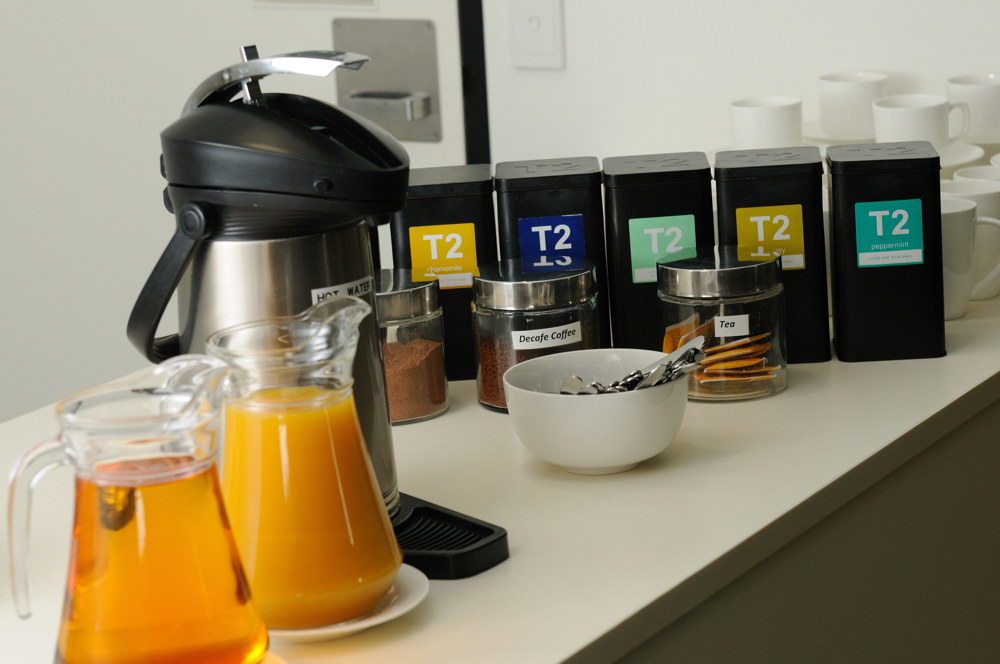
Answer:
382, 338, 447, 422
477, 336, 579, 410
477, 336, 515, 410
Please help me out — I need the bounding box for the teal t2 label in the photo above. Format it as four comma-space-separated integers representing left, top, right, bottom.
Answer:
628, 214, 698, 283
854, 199, 924, 267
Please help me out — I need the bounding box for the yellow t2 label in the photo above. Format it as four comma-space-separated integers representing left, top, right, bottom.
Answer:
734, 204, 805, 269
408, 223, 479, 289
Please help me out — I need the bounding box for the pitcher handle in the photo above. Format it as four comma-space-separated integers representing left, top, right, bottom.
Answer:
7, 438, 71, 619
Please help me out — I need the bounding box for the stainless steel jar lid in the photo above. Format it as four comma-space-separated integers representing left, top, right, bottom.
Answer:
474, 257, 596, 311
657, 246, 782, 299
375, 268, 440, 322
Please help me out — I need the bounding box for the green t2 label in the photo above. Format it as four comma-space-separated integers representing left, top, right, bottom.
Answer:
854, 199, 924, 268
628, 214, 697, 283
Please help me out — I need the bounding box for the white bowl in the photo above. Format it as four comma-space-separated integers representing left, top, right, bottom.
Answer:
502, 348, 688, 475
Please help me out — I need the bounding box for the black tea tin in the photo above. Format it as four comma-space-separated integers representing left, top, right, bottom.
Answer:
715, 146, 831, 363
825, 141, 945, 362
389, 164, 498, 380
603, 152, 715, 350
494, 157, 609, 346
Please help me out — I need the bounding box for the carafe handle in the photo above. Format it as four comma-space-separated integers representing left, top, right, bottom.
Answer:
126, 203, 212, 363
7, 438, 71, 619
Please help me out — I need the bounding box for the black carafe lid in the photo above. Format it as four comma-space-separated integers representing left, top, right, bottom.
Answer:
162, 96, 408, 208
159, 46, 409, 235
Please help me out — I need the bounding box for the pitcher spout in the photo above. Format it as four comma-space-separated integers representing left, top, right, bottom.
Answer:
206, 295, 372, 393
298, 296, 373, 383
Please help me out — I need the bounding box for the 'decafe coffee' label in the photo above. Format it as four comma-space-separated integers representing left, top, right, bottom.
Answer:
511, 322, 582, 350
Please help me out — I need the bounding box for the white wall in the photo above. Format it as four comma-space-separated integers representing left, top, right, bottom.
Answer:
482, 0, 1000, 161
2, 0, 998, 421
0, 0, 465, 421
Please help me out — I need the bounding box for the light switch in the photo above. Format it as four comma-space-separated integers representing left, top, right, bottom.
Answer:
509, 0, 565, 70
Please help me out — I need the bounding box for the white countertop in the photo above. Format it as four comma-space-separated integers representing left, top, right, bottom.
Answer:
3, 297, 1000, 664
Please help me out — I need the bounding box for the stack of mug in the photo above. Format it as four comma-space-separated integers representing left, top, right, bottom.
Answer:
938, 73, 1000, 320
728, 70, 1000, 323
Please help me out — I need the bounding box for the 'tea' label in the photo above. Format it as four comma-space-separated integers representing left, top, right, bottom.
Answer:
714, 314, 749, 338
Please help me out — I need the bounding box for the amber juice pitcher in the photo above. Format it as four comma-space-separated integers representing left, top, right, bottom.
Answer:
7, 355, 269, 664
207, 295, 402, 631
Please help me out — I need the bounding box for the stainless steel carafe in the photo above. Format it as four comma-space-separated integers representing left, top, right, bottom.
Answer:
127, 46, 409, 514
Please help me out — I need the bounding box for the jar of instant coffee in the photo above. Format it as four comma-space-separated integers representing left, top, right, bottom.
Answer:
657, 247, 786, 401
473, 257, 599, 411
375, 269, 448, 423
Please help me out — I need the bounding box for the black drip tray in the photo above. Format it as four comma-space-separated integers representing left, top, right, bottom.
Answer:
392, 493, 509, 580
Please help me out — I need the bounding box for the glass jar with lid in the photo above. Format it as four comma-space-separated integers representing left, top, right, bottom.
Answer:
375, 269, 448, 423
657, 247, 786, 400
473, 257, 599, 411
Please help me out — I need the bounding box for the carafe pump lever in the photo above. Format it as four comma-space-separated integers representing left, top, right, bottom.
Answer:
239, 44, 264, 107
181, 45, 370, 115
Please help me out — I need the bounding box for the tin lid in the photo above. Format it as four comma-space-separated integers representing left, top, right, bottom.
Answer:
602, 152, 711, 187
407, 164, 494, 198
826, 141, 940, 174
375, 269, 440, 322
473, 257, 596, 310
713, 146, 823, 181
494, 157, 602, 192
657, 246, 782, 299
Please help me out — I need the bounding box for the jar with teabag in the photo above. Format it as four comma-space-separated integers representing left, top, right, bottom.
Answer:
376, 269, 448, 423
657, 247, 787, 400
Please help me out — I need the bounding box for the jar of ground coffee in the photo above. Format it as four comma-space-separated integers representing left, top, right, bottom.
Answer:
375, 269, 448, 423
473, 257, 599, 411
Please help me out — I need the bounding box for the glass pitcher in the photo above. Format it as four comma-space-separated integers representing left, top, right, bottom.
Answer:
7, 355, 269, 664
207, 296, 402, 630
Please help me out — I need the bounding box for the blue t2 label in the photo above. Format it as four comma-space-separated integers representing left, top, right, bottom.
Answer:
517, 214, 586, 259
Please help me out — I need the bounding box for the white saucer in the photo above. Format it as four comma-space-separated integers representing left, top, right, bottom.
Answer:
267, 564, 429, 643
802, 120, 873, 145
802, 121, 986, 167
942, 142, 985, 168
991, 152, 1000, 167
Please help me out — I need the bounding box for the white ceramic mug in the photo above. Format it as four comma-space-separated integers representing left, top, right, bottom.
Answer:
941, 198, 979, 320
730, 96, 802, 149
953, 165, 1000, 184
992, 153, 1000, 167
946, 73, 1000, 145
941, 178, 1000, 300
818, 71, 888, 139
873, 94, 970, 154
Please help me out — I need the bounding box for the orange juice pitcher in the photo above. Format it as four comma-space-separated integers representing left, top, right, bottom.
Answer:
207, 296, 402, 630
7, 355, 269, 664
